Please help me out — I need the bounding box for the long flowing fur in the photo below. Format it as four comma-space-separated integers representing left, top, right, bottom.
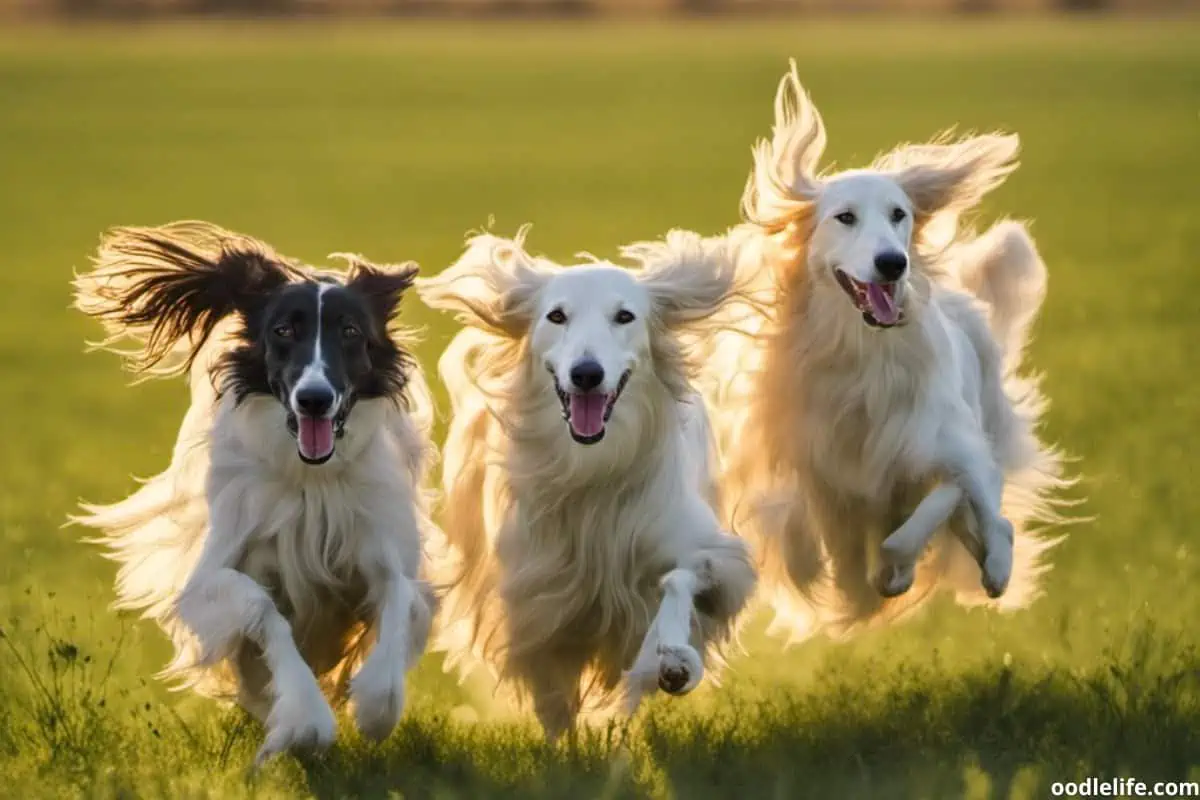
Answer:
70, 222, 440, 760
420, 229, 756, 737
698, 63, 1076, 641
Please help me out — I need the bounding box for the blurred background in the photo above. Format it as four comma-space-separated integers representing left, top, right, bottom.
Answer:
1, 1, 1197, 797
2, 0, 1198, 19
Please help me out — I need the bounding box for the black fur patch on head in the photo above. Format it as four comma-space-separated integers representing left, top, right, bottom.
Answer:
215, 259, 420, 413
77, 223, 420, 415
344, 258, 420, 402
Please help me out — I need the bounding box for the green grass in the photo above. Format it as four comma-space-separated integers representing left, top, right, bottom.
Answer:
1, 16, 1198, 798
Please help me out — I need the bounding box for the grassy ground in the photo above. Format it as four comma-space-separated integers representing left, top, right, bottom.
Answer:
1, 16, 1198, 799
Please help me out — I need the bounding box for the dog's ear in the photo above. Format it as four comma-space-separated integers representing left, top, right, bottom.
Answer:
742, 59, 827, 233
416, 229, 550, 338
889, 133, 1020, 224
624, 230, 738, 329
332, 253, 420, 326
73, 221, 294, 376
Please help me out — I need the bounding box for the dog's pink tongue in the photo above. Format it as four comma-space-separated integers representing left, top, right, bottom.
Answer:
298, 416, 334, 462
568, 393, 606, 439
866, 283, 900, 325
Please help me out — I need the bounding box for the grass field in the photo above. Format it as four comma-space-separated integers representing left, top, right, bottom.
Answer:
1, 16, 1198, 798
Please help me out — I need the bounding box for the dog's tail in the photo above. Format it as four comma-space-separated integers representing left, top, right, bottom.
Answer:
951, 220, 1048, 374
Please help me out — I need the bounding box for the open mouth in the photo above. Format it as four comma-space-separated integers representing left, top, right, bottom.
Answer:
285, 408, 348, 465
555, 370, 631, 445
834, 268, 904, 328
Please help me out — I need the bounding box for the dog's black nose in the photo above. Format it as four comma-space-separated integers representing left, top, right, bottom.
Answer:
569, 360, 605, 392
874, 251, 909, 281
295, 387, 335, 417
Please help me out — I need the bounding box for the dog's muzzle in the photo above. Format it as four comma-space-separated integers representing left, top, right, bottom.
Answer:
553, 369, 631, 445
284, 399, 351, 465
835, 268, 906, 329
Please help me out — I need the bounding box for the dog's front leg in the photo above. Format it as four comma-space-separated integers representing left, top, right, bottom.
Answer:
877, 483, 965, 597
176, 567, 336, 766
351, 536, 434, 742
940, 426, 1014, 598
624, 562, 710, 714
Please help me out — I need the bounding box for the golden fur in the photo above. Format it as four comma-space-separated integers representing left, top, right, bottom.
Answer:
419, 229, 757, 738
691, 63, 1076, 640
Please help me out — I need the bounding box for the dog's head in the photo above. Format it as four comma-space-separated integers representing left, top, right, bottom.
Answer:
743, 61, 1020, 329
530, 267, 646, 444
74, 222, 417, 465
418, 228, 734, 446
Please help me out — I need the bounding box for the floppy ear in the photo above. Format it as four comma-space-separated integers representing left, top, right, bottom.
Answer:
73, 221, 295, 375
331, 253, 420, 326
415, 228, 550, 338
889, 133, 1020, 223
741, 59, 827, 232
623, 230, 737, 329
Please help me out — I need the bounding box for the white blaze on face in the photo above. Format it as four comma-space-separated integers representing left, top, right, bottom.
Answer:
289, 282, 339, 462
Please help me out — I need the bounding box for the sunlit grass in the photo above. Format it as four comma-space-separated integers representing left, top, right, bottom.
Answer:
0, 16, 1196, 797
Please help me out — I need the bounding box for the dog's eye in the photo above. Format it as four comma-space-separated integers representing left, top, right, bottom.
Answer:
342, 324, 361, 340
273, 323, 294, 339
890, 207, 907, 224
546, 308, 567, 325
834, 211, 857, 226
614, 309, 635, 325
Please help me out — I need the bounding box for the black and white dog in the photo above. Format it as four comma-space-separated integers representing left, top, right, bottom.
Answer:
72, 221, 438, 764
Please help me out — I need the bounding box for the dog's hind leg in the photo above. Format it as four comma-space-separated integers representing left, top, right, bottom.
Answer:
515, 648, 586, 743
877, 484, 964, 597
233, 642, 274, 723
176, 567, 336, 766
349, 573, 434, 742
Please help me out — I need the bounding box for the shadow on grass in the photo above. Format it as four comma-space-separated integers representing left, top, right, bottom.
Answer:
1, 614, 1197, 799
638, 627, 1200, 798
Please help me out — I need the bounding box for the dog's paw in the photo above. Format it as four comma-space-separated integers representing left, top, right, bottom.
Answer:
350, 656, 406, 743
874, 562, 915, 598
981, 518, 1014, 598
255, 682, 337, 767
657, 644, 702, 696
982, 551, 1012, 598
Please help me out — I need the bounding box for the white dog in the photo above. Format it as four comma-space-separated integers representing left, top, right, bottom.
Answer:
71, 222, 438, 764
416, 228, 756, 740
690, 64, 1073, 639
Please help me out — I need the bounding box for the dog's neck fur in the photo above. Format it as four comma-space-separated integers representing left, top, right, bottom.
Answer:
210, 393, 424, 605
749, 232, 942, 502
476, 347, 693, 697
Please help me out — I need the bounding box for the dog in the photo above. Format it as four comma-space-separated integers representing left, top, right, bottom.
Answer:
416, 228, 757, 740
70, 221, 438, 764
689, 63, 1074, 639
